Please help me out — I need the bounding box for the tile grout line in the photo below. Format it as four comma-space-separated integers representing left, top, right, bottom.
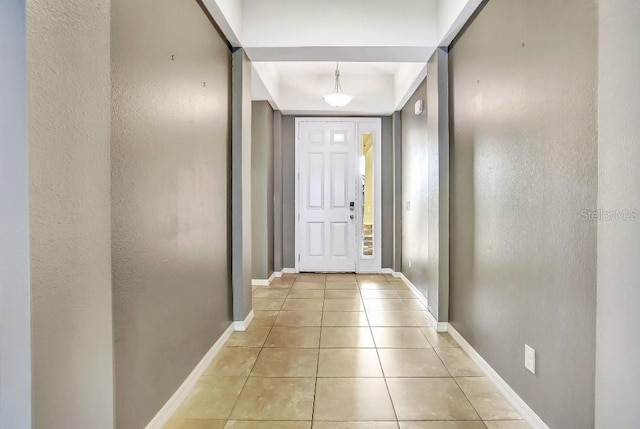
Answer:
358, 278, 401, 428
226, 274, 296, 424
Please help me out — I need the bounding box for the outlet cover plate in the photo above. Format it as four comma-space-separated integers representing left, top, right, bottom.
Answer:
525, 344, 536, 374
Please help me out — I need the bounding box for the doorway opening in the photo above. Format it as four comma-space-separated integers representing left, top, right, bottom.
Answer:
295, 118, 382, 273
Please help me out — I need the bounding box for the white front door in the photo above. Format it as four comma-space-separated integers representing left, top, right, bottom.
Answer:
298, 121, 357, 272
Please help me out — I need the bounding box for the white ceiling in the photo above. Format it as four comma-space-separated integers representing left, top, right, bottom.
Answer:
202, 0, 483, 114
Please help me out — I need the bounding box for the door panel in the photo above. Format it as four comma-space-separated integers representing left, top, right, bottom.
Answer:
299, 121, 356, 272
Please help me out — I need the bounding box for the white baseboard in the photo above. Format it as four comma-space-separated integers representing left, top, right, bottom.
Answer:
447, 324, 550, 429
145, 323, 235, 429
273, 271, 283, 278
233, 310, 254, 332
251, 271, 278, 287
282, 267, 297, 274
379, 268, 394, 274
398, 273, 448, 332
391, 271, 402, 278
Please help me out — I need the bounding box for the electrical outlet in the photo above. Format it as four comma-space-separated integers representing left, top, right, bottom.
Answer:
408, 257, 412, 268
525, 345, 536, 374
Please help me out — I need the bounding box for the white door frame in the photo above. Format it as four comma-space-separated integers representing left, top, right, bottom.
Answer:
295, 117, 382, 273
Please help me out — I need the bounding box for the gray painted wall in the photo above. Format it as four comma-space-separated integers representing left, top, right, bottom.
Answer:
280, 115, 395, 269
27, 0, 114, 428
251, 101, 275, 279
596, 0, 640, 427
111, 0, 232, 427
449, 0, 597, 427
0, 1, 31, 427
400, 49, 450, 321
392, 111, 403, 272
381, 116, 394, 268
282, 116, 297, 268
400, 79, 429, 300
232, 49, 253, 319
273, 111, 284, 272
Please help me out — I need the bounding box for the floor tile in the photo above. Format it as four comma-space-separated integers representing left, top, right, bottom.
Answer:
321, 311, 369, 327
326, 273, 357, 282
390, 282, 410, 290
296, 273, 327, 282
204, 347, 260, 376
378, 348, 450, 377
253, 299, 285, 311
408, 311, 433, 327
251, 348, 318, 377
385, 275, 403, 283
357, 274, 389, 282
163, 417, 226, 429
371, 327, 431, 348
313, 423, 398, 429
282, 298, 324, 311
483, 421, 531, 429
403, 299, 427, 310
364, 299, 407, 311
227, 328, 271, 348
420, 328, 459, 348
325, 282, 359, 289
320, 327, 375, 348
456, 377, 522, 421
226, 422, 311, 429
361, 290, 400, 299
395, 290, 419, 299
359, 282, 394, 290
314, 378, 396, 421
317, 348, 383, 377
264, 327, 321, 348
434, 348, 483, 377
387, 378, 480, 421
275, 311, 323, 327
292, 282, 326, 290
323, 298, 364, 311
324, 289, 361, 299
287, 289, 325, 299
367, 311, 419, 327
252, 311, 279, 327
269, 279, 295, 289
176, 376, 246, 419
398, 423, 487, 429
253, 288, 289, 299
230, 377, 315, 420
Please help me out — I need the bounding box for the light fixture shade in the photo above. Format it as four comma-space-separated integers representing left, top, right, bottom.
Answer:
323, 92, 353, 107
324, 62, 353, 107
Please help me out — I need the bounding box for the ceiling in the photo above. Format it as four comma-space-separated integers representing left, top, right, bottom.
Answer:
201, 0, 482, 115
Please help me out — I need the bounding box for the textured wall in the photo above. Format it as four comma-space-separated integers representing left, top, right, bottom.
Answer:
381, 116, 394, 268
273, 111, 284, 272
400, 49, 450, 321
251, 101, 275, 279
232, 49, 253, 320
596, 0, 640, 427
282, 116, 297, 268
401, 79, 429, 300
111, 0, 232, 427
280, 116, 395, 270
392, 112, 403, 272
26, 0, 114, 428
449, 0, 597, 427
0, 1, 31, 427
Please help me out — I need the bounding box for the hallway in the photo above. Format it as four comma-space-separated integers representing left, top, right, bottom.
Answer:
164, 274, 526, 429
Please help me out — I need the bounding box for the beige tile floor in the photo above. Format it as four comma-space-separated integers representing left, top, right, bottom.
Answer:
164, 274, 530, 429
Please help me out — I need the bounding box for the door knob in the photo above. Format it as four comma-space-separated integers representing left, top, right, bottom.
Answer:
350, 214, 355, 220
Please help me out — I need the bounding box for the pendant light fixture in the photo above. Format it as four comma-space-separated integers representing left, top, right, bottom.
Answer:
323, 62, 353, 107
